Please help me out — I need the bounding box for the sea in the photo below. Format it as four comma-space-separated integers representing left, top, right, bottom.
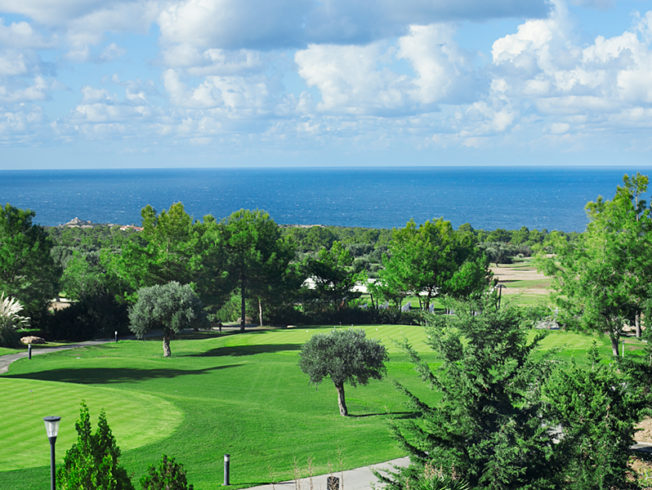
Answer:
0, 166, 650, 232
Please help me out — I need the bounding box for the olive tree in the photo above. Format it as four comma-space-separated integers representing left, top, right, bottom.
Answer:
299, 328, 388, 416
129, 282, 204, 357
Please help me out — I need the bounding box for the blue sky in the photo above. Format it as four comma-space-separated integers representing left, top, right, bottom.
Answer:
0, 0, 651, 169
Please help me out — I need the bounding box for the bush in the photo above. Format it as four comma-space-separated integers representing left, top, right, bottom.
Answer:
58, 402, 134, 489
0, 293, 29, 347
140, 455, 194, 490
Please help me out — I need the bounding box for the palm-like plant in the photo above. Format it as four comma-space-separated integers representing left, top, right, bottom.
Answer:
0, 293, 30, 330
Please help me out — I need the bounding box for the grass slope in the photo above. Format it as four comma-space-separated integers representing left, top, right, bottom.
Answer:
0, 326, 615, 489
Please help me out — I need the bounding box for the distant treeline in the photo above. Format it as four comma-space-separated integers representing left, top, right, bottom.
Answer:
49, 221, 570, 281
2, 197, 578, 345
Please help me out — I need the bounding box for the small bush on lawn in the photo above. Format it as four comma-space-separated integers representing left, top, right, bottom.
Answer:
140, 455, 194, 490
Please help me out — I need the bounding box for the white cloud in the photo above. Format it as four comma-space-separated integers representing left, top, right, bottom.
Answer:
482, 0, 652, 146
295, 42, 411, 114
0, 19, 48, 48
397, 24, 473, 105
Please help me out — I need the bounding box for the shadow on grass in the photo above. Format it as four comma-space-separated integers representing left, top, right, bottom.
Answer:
191, 343, 302, 357
6, 364, 242, 384
349, 411, 417, 419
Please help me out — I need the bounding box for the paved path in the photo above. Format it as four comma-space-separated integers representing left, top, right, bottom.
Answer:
0, 338, 112, 374
241, 457, 409, 490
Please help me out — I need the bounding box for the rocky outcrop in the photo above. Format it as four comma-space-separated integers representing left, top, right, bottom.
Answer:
21, 336, 46, 345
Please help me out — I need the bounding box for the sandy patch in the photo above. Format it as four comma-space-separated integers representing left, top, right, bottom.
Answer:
491, 265, 547, 282
637, 417, 652, 443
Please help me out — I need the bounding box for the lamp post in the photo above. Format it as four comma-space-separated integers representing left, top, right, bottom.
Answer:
43, 416, 61, 490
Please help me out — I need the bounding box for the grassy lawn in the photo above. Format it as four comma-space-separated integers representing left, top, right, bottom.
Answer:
0, 325, 620, 489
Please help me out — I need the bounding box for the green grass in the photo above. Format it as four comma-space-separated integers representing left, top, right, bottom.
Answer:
0, 346, 21, 355
0, 325, 624, 489
504, 278, 551, 289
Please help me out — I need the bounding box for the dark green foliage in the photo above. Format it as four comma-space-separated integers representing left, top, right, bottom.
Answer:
0, 204, 60, 326
302, 241, 360, 312
545, 347, 649, 489
0, 323, 21, 347
478, 241, 529, 264
58, 402, 134, 489
105, 203, 199, 302
129, 281, 205, 357
393, 302, 558, 489
140, 455, 193, 490
222, 209, 296, 330
47, 293, 128, 341
299, 328, 388, 416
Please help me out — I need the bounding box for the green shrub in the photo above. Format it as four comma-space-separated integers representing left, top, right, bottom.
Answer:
0, 324, 21, 347
57, 402, 134, 489
140, 455, 193, 490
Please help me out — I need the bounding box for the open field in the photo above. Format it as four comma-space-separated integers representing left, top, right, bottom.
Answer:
0, 324, 634, 489
492, 257, 552, 307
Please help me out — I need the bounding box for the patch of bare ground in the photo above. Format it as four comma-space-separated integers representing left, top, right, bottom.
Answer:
491, 264, 547, 282
637, 418, 652, 443
491, 263, 550, 295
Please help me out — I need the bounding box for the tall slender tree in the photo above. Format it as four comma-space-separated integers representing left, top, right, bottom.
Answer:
539, 173, 652, 356
222, 209, 294, 330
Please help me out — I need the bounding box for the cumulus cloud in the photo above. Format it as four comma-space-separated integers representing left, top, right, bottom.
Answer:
480, 0, 652, 144
294, 24, 476, 116
295, 42, 410, 114
0, 18, 48, 48
397, 24, 475, 105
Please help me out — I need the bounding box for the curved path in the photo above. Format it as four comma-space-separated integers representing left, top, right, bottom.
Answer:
0, 339, 111, 374
242, 457, 410, 490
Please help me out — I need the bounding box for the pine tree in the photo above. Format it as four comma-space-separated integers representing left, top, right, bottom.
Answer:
58, 402, 134, 489
391, 301, 558, 489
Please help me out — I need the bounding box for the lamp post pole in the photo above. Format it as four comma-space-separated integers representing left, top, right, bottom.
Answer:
43, 416, 61, 490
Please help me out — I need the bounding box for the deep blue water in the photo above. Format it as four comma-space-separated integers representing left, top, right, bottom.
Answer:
0, 166, 649, 231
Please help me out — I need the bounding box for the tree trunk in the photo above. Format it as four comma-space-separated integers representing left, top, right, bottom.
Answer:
163, 333, 171, 357
610, 335, 620, 358
258, 297, 263, 327
635, 313, 641, 339
240, 272, 246, 332
335, 383, 348, 416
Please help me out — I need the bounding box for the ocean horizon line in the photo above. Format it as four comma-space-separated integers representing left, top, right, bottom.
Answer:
2, 166, 649, 231
2, 164, 652, 172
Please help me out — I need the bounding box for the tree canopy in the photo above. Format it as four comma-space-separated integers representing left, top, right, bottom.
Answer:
538, 173, 652, 356
0, 204, 60, 325
221, 209, 294, 330
377, 218, 491, 310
